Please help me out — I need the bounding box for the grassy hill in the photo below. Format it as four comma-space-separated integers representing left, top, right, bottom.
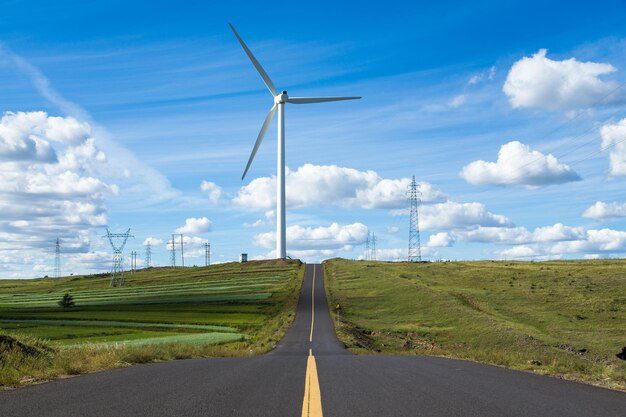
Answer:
0, 260, 304, 388
324, 258, 626, 391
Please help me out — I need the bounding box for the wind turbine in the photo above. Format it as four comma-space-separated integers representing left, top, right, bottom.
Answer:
230, 24, 361, 260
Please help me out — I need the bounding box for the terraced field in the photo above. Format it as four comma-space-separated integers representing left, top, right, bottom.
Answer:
0, 260, 302, 346
0, 260, 304, 387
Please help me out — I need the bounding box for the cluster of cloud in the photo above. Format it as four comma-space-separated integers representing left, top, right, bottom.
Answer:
497, 228, 626, 259
233, 164, 446, 211
460, 141, 580, 187
503, 49, 620, 110
418, 201, 513, 231
0, 112, 117, 275
468, 66, 496, 85
254, 222, 368, 251
175, 217, 212, 234
200, 181, 223, 204
600, 118, 626, 176
583, 201, 626, 220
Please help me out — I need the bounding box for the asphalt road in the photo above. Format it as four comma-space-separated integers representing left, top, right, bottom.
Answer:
1, 264, 624, 416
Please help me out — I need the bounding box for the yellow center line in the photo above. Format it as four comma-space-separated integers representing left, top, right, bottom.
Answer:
309, 265, 316, 343
301, 348, 323, 417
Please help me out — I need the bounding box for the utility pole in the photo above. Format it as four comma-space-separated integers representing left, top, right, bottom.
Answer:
54, 237, 61, 279
408, 176, 422, 262
365, 232, 371, 261
131, 251, 138, 273
180, 234, 184, 267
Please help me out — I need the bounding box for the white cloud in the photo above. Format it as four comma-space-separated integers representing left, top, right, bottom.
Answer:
458, 226, 530, 245
0, 112, 114, 264
468, 75, 481, 85
200, 180, 222, 204
532, 223, 585, 242
503, 49, 619, 110
600, 118, 626, 176
420, 201, 513, 231
496, 227, 626, 259
582, 201, 626, 220
143, 237, 163, 246
448, 94, 467, 108
460, 141, 580, 187
457, 223, 584, 246
387, 226, 400, 234
427, 232, 455, 247
498, 245, 540, 259
233, 164, 446, 211
175, 217, 212, 234
243, 219, 265, 228
584, 254, 601, 260
254, 222, 368, 251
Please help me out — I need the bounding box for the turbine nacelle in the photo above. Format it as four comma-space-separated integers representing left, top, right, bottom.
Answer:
275, 91, 288, 104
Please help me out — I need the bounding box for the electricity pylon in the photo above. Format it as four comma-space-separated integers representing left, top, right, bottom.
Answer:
104, 228, 134, 287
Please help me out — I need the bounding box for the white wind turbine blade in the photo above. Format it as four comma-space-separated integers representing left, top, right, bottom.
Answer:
229, 24, 278, 97
286, 96, 361, 104
242, 104, 277, 180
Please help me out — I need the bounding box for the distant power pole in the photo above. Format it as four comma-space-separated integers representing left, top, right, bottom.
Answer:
170, 234, 176, 267
204, 242, 211, 266
145, 243, 152, 268
371, 233, 377, 261
365, 232, 371, 261
408, 176, 422, 262
131, 251, 138, 273
180, 234, 185, 267
54, 238, 61, 279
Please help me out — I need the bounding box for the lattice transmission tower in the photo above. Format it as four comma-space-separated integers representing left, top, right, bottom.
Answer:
408, 176, 422, 262
170, 235, 176, 267
204, 242, 211, 266
104, 228, 134, 287
371, 233, 377, 261
145, 243, 152, 268
54, 237, 61, 279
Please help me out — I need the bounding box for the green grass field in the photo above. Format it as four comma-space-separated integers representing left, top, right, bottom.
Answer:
0, 260, 304, 388
324, 258, 626, 391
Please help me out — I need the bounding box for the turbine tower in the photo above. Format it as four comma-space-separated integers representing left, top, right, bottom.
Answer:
230, 24, 361, 259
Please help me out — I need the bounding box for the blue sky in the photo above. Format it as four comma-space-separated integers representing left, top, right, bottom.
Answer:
2, 0, 626, 277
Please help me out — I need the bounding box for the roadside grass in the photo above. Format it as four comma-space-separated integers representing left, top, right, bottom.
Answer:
0, 260, 304, 388
324, 258, 626, 391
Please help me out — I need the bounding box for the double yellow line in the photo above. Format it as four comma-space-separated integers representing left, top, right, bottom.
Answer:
301, 265, 323, 417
